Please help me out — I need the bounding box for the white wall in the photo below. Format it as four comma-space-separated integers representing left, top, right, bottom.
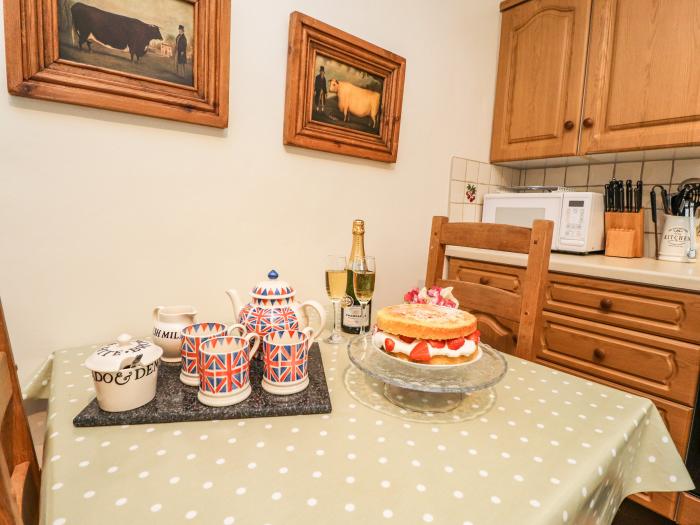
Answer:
0, 0, 500, 381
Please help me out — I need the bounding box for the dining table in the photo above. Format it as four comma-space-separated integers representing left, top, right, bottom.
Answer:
25, 336, 693, 525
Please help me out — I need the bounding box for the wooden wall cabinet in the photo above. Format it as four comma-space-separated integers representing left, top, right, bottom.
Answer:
447, 255, 700, 521
491, 0, 700, 162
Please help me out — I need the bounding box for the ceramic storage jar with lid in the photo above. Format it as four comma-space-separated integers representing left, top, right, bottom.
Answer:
84, 334, 163, 412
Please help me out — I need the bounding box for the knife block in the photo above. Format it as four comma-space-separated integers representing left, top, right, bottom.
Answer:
604, 211, 644, 258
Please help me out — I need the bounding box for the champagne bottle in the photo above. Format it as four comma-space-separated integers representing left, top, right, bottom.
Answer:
341, 219, 371, 334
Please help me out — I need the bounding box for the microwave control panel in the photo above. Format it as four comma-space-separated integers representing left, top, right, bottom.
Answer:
562, 200, 586, 241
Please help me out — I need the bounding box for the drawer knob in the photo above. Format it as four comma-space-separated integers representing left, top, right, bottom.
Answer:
600, 298, 613, 310
593, 348, 606, 360
564, 120, 575, 130
583, 117, 594, 128
479, 276, 491, 285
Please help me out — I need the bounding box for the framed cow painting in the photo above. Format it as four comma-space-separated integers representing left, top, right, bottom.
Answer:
3, 0, 230, 127
283, 12, 406, 163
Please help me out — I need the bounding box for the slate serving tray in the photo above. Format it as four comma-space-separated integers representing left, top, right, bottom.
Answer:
73, 343, 332, 427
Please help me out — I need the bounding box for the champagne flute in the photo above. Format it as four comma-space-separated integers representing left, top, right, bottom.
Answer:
351, 256, 376, 337
324, 255, 348, 344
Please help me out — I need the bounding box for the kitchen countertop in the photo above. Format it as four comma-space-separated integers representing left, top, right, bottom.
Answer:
446, 246, 700, 292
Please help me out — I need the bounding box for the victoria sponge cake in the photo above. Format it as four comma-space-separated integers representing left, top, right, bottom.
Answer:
373, 304, 480, 365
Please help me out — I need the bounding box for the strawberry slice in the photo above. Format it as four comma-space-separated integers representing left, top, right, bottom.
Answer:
427, 340, 445, 348
399, 335, 415, 344
447, 337, 465, 350
467, 330, 480, 343
409, 341, 431, 362
384, 338, 395, 352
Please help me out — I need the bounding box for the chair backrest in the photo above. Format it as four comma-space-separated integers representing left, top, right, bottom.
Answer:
0, 300, 40, 525
425, 217, 553, 360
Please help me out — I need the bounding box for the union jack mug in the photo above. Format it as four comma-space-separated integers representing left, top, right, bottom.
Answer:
261, 327, 316, 395
197, 334, 260, 407
179, 322, 246, 386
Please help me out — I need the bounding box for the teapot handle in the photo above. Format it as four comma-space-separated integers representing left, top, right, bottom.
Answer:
300, 300, 326, 342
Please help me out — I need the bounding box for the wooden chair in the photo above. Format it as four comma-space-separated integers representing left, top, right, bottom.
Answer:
0, 300, 41, 525
425, 217, 553, 360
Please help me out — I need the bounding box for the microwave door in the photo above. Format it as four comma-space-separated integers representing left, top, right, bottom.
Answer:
494, 207, 546, 228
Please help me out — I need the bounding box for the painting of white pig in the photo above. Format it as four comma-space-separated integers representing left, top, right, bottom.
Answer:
311, 55, 384, 136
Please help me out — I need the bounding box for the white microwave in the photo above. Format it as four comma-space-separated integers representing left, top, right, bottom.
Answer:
482, 191, 605, 253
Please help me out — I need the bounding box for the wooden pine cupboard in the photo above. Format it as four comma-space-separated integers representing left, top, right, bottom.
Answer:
491, 0, 700, 162
447, 255, 700, 520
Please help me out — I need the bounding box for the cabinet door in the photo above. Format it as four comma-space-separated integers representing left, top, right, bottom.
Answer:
490, 0, 592, 162
581, 0, 700, 153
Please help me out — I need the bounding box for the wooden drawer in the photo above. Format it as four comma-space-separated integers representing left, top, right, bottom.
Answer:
447, 258, 524, 293
538, 312, 700, 406
677, 492, 700, 525
533, 358, 692, 521
545, 273, 700, 344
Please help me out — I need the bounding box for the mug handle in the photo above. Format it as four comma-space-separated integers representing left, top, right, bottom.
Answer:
226, 323, 247, 336
245, 333, 260, 360
300, 300, 326, 341
302, 326, 316, 344
152, 306, 163, 323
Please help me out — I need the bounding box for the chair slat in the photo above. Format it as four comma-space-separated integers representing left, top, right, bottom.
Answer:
436, 279, 522, 323
439, 222, 532, 254
0, 354, 12, 424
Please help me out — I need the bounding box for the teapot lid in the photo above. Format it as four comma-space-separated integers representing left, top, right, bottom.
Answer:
250, 269, 295, 299
85, 334, 163, 373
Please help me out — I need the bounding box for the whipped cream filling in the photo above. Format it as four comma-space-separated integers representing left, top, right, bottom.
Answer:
372, 329, 477, 358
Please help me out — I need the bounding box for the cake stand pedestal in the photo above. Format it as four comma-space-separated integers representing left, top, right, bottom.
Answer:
347, 335, 508, 414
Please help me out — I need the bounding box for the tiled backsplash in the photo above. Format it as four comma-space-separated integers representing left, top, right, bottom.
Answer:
448, 157, 521, 223
448, 156, 700, 258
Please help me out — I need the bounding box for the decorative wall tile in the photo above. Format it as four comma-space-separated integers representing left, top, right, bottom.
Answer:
450, 179, 466, 204
451, 157, 467, 181
588, 164, 614, 186
465, 183, 477, 204
544, 167, 566, 187
565, 165, 589, 187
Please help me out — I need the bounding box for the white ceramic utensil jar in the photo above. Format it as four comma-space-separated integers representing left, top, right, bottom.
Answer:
84, 334, 163, 412
152, 305, 197, 362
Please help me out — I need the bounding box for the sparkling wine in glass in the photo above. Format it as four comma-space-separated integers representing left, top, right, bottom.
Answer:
351, 256, 376, 336
324, 256, 348, 344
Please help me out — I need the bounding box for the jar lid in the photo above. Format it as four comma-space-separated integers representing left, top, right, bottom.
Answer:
84, 334, 163, 373
250, 269, 295, 299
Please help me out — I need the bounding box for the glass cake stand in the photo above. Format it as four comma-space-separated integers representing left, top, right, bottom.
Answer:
347, 334, 508, 413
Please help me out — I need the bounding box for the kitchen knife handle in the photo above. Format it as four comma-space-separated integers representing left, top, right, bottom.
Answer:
604, 184, 609, 212
650, 189, 657, 224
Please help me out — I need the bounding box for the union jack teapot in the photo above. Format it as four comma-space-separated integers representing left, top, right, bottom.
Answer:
226, 270, 326, 344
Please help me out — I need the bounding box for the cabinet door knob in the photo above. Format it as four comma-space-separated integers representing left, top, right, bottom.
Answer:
600, 298, 613, 310
593, 348, 606, 360
479, 276, 491, 285
564, 120, 575, 130
583, 117, 594, 128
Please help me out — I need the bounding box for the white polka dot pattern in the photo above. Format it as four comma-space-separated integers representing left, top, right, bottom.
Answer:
28, 340, 690, 524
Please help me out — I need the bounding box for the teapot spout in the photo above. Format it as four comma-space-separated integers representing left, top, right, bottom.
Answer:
226, 289, 243, 322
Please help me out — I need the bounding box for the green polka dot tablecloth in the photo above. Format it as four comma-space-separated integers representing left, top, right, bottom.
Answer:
26, 340, 693, 525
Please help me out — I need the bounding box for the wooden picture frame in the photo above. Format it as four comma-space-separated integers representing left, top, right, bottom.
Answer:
3, 0, 230, 128
283, 12, 406, 163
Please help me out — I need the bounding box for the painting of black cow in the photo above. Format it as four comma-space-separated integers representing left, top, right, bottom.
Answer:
57, 0, 194, 87
311, 55, 384, 136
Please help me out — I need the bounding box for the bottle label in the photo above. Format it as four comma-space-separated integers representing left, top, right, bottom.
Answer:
342, 304, 369, 327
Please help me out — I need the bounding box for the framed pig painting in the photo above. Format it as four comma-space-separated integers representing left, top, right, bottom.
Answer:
283, 12, 406, 163
3, 0, 230, 127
